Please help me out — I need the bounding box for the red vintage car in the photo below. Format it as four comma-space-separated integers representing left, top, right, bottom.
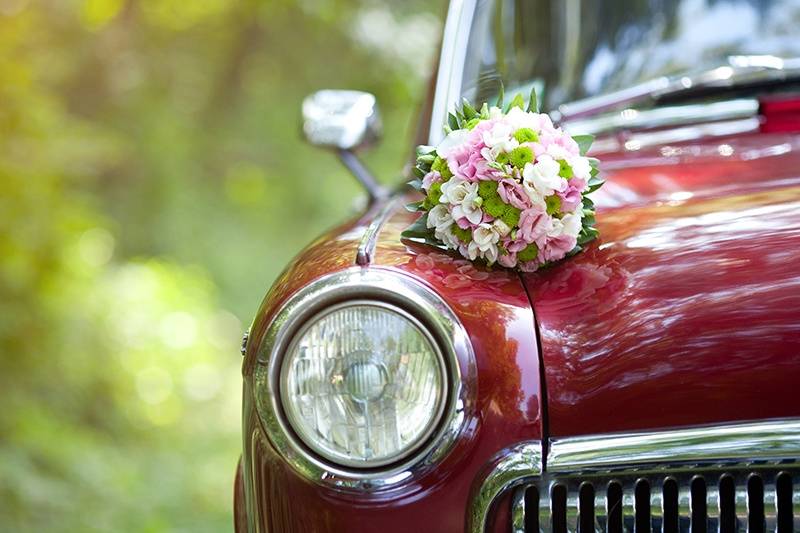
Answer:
234, 1, 800, 531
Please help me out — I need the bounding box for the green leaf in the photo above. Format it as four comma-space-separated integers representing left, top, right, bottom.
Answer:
407, 179, 423, 191
572, 134, 595, 156
412, 166, 425, 178
405, 201, 424, 212
401, 213, 432, 239
448, 112, 459, 131
577, 226, 600, 246
417, 154, 436, 165
462, 98, 477, 119
506, 93, 525, 112
480, 102, 489, 119
495, 83, 504, 109
416, 145, 436, 157
586, 178, 605, 193
527, 87, 539, 113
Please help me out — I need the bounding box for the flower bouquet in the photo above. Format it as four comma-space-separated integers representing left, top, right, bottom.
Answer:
402, 89, 603, 272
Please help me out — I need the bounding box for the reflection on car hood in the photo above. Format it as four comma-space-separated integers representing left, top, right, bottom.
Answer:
521, 132, 800, 437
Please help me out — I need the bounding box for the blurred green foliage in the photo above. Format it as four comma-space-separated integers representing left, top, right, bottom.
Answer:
0, 0, 442, 530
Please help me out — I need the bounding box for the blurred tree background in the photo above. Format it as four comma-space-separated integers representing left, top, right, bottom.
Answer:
0, 0, 443, 530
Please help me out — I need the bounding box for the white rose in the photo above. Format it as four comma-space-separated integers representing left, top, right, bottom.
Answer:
436, 129, 469, 158
522, 155, 566, 196
483, 243, 499, 264
472, 223, 500, 251
450, 183, 481, 225
467, 240, 480, 261
546, 144, 571, 161
488, 106, 504, 120
504, 106, 538, 130
467, 239, 499, 264
435, 226, 461, 249
571, 156, 592, 180
492, 218, 511, 237
427, 204, 453, 232
482, 122, 515, 149
561, 212, 583, 237
440, 178, 469, 205
520, 168, 548, 211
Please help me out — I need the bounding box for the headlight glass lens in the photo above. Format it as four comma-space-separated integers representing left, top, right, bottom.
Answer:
279, 303, 446, 468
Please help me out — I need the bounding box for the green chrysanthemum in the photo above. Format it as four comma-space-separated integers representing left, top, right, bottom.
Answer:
545, 194, 562, 216
478, 180, 499, 200
509, 146, 533, 169
452, 225, 472, 243
431, 156, 453, 180
517, 243, 540, 262
558, 159, 573, 179
482, 195, 507, 218
514, 127, 539, 143
500, 205, 521, 228
422, 181, 443, 210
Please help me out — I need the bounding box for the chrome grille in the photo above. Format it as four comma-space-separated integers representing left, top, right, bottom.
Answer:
511, 468, 798, 533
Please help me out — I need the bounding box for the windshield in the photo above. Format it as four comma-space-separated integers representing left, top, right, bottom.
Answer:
461, 0, 800, 111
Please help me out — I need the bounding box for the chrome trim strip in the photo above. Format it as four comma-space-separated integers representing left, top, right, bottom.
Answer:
510, 485, 527, 533
587, 116, 761, 154
467, 441, 543, 533
355, 195, 402, 266
428, 0, 476, 146
548, 419, 800, 474
556, 55, 800, 120
561, 98, 758, 137
252, 267, 476, 491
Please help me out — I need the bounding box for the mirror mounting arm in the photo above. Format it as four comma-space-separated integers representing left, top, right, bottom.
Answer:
337, 149, 387, 204
302, 90, 386, 205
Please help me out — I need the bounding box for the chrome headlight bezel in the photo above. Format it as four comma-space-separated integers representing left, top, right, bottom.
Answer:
252, 267, 476, 491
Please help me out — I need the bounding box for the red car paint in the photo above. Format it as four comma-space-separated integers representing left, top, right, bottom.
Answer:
236, 129, 800, 530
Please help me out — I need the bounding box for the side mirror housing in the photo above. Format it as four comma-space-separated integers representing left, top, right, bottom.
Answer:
301, 90, 386, 203
302, 90, 382, 151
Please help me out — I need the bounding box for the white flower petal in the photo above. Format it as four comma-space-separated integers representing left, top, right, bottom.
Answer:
436, 129, 469, 158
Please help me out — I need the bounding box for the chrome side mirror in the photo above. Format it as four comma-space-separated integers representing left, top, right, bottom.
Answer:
302, 90, 386, 202
302, 90, 382, 150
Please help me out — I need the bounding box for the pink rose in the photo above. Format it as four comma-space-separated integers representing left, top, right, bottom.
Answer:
498, 252, 517, 268
518, 206, 551, 243
542, 233, 578, 262
422, 170, 441, 190
497, 178, 531, 210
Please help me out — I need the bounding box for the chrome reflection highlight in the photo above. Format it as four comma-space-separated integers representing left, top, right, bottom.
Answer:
253, 268, 476, 491
280, 302, 447, 468
467, 441, 543, 533
468, 419, 800, 532
548, 418, 800, 473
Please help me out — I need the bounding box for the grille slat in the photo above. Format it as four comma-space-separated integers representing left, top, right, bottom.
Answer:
764, 477, 778, 533
540, 485, 553, 533
649, 481, 664, 533
511, 468, 797, 533
566, 486, 580, 533
595, 483, 609, 532
706, 481, 720, 533
622, 486, 636, 532
677, 482, 692, 532
734, 484, 750, 532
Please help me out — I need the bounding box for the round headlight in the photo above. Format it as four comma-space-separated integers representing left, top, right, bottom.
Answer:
279, 301, 447, 468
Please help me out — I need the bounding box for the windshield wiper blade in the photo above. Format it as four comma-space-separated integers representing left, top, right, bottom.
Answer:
554, 55, 800, 121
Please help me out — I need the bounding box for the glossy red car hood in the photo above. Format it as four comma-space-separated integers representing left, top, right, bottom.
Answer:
521, 133, 800, 437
